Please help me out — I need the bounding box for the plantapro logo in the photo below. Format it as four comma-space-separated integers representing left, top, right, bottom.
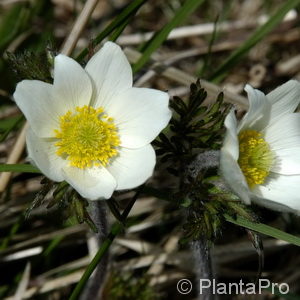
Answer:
176, 278, 290, 295
199, 279, 289, 295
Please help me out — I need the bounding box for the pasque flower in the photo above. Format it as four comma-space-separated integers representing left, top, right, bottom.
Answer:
14, 42, 171, 200
220, 80, 300, 213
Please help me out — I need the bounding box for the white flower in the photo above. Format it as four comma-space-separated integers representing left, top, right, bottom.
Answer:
220, 80, 300, 213
14, 42, 171, 200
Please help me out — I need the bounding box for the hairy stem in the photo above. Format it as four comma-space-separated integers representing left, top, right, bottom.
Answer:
191, 240, 216, 300
69, 193, 138, 300
186, 150, 220, 300
79, 201, 109, 300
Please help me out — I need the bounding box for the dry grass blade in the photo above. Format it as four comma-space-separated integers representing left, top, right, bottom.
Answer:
117, 10, 297, 45
124, 47, 248, 109
4, 271, 84, 300
0, 122, 28, 193
13, 262, 31, 300
60, 0, 100, 56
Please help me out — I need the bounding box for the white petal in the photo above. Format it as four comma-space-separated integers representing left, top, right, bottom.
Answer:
264, 113, 300, 148
267, 80, 300, 123
26, 127, 66, 181
220, 150, 251, 204
238, 84, 270, 132
53, 54, 93, 113
14, 80, 60, 138
62, 166, 117, 200
221, 109, 251, 202
85, 42, 132, 109
251, 195, 298, 214
222, 109, 239, 160
271, 148, 300, 175
264, 113, 300, 174
14, 56, 93, 138
107, 145, 156, 190
108, 87, 171, 148
253, 173, 300, 212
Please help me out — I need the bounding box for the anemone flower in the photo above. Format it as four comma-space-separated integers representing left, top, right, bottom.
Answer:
14, 42, 171, 200
220, 80, 300, 213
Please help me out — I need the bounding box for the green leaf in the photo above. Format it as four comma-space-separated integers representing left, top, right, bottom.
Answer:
0, 164, 40, 173
76, 0, 148, 61
209, 0, 300, 81
132, 0, 205, 73
224, 214, 300, 247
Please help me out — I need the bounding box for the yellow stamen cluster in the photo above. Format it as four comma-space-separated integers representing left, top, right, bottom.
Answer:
238, 130, 274, 188
54, 105, 120, 169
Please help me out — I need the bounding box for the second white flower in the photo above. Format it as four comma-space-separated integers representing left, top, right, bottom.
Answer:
220, 80, 300, 213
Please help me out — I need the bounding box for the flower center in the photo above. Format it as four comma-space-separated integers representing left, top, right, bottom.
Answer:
238, 130, 274, 188
54, 105, 120, 169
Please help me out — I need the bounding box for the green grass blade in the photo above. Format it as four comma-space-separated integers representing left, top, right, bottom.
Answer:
209, 0, 300, 81
0, 164, 40, 173
0, 220, 21, 250
76, 0, 148, 61
109, 16, 132, 42
0, 4, 27, 52
198, 15, 219, 77
69, 223, 121, 300
132, 0, 205, 73
0, 116, 24, 143
43, 236, 65, 257
0, 116, 22, 131
225, 214, 300, 247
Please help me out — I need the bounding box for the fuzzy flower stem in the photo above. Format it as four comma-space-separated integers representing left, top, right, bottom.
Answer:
187, 150, 220, 175
191, 240, 215, 300
69, 192, 139, 300
186, 150, 220, 300
79, 201, 109, 300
